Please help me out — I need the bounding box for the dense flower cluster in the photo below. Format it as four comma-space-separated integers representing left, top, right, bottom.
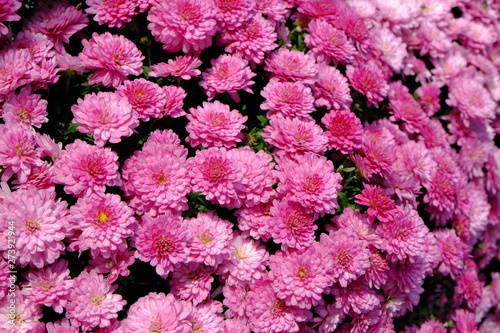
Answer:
0, 1, 499, 332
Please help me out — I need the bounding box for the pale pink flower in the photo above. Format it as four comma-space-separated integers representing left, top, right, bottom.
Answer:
87, 248, 135, 283
275, 153, 343, 216
305, 18, 356, 65
200, 54, 256, 103
51, 139, 121, 197
116, 78, 166, 121
262, 115, 328, 157
162, 85, 187, 118
265, 48, 318, 85
147, 0, 218, 54
11, 30, 55, 63
132, 212, 190, 278
71, 91, 139, 147
186, 301, 224, 333
451, 309, 479, 333
269, 198, 317, 251
150, 55, 202, 80
25, 2, 88, 51
388, 83, 429, 134
346, 61, 389, 107
79, 32, 144, 88
0, 48, 34, 98
0, 0, 21, 36
186, 100, 247, 148
213, 0, 255, 30
416, 83, 441, 117
119, 292, 190, 333
222, 280, 252, 318
66, 270, 125, 331
1, 86, 48, 128
0, 287, 42, 332
372, 26, 407, 74
330, 278, 381, 315
332, 207, 381, 246
224, 318, 251, 333
219, 14, 278, 66
321, 110, 362, 155
45, 318, 79, 333
186, 212, 233, 267
85, 0, 137, 29
21, 259, 72, 313
169, 262, 215, 305
255, 0, 291, 22
260, 78, 316, 118
313, 65, 352, 110
393, 141, 437, 183
236, 201, 274, 241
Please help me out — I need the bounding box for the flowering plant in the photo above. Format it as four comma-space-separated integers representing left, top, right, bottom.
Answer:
0, 0, 500, 332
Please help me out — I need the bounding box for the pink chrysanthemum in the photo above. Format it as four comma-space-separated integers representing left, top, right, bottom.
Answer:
246, 277, 312, 333
11, 30, 55, 63
346, 61, 389, 107
122, 142, 191, 216
190, 147, 244, 209
332, 207, 381, 246
387, 255, 428, 295
433, 228, 467, 278
321, 109, 362, 155
236, 201, 274, 241
372, 26, 407, 74
66, 270, 125, 331
0, 287, 43, 332
446, 77, 496, 127
313, 64, 352, 111
455, 269, 482, 309
1, 86, 48, 128
162, 85, 187, 118
0, 188, 67, 268
0, 48, 34, 98
186, 100, 247, 148
213, 0, 255, 30
186, 212, 233, 267
265, 48, 318, 85
222, 280, 252, 318
21, 259, 72, 313
0, 124, 40, 183
320, 229, 371, 287
120, 292, 190, 333
51, 139, 121, 197
45, 318, 79, 333
116, 78, 166, 121
269, 244, 334, 309
451, 309, 478, 333
219, 14, 278, 66
150, 55, 202, 80
25, 2, 88, 51
133, 213, 190, 278
217, 233, 269, 286
393, 141, 437, 183
224, 318, 251, 333
260, 78, 316, 118
354, 184, 397, 223
68, 193, 136, 259
85, 0, 137, 29
255, 0, 291, 22
147, 0, 217, 54
186, 300, 225, 333
377, 206, 429, 262
416, 83, 441, 117
79, 32, 144, 88
200, 54, 256, 103
87, 248, 136, 283
388, 84, 428, 134
275, 153, 343, 216
229, 147, 276, 207
169, 262, 215, 305
0, 0, 21, 36
269, 198, 317, 251
263, 115, 328, 156
365, 247, 389, 289
305, 18, 356, 65
330, 277, 381, 315
71, 91, 139, 147
0, 260, 8, 299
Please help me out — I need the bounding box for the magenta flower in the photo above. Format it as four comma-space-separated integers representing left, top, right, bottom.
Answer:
260, 78, 316, 118
162, 85, 187, 118
0, 188, 67, 268
52, 139, 121, 197
87, 248, 136, 283
0, 48, 34, 98
45, 318, 79, 333
321, 109, 362, 155
354, 184, 397, 223
0, 0, 21, 36
275, 153, 343, 216
235, 202, 274, 241
433, 228, 467, 278
1, 86, 48, 128
79, 32, 144, 87
320, 229, 371, 287
147, 0, 217, 54
346, 61, 389, 107
213, 0, 255, 30
71, 91, 139, 147
186, 300, 225, 332
133, 212, 190, 278
330, 277, 381, 315
116, 78, 166, 121
200, 54, 256, 103
66, 270, 126, 331
314, 65, 352, 110
265, 48, 318, 85
270, 244, 334, 309
186, 100, 247, 148
68, 193, 136, 259
186, 212, 233, 267
255, 0, 291, 22
119, 292, 190, 332
85, 0, 137, 29
169, 262, 215, 305
150, 55, 202, 80
0, 287, 42, 332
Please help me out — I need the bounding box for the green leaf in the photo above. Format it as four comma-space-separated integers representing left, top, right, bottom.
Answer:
142, 66, 152, 79
342, 167, 356, 173
66, 122, 79, 134
257, 115, 269, 127
337, 192, 348, 209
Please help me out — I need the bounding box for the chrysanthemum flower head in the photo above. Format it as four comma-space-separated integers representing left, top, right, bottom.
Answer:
236, 200, 274, 241
71, 91, 139, 147
0, 0, 21, 36
169, 262, 215, 305
147, 0, 218, 54
330, 277, 381, 315
260, 78, 316, 118
0, 187, 67, 268
186, 100, 247, 148
313, 64, 352, 111
200, 54, 256, 103
116, 78, 166, 121
0, 286, 42, 332
433, 228, 467, 278
321, 109, 362, 155
85, 0, 137, 29
346, 61, 389, 107
79, 32, 144, 88
66, 270, 126, 331
11, 30, 55, 63
150, 55, 202, 80
255, 0, 291, 22
52, 139, 121, 197
0, 48, 34, 98
87, 248, 136, 283
213, 0, 255, 30
1, 86, 48, 128
355, 184, 397, 223
265, 48, 318, 85
162, 85, 187, 118
133, 212, 190, 278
